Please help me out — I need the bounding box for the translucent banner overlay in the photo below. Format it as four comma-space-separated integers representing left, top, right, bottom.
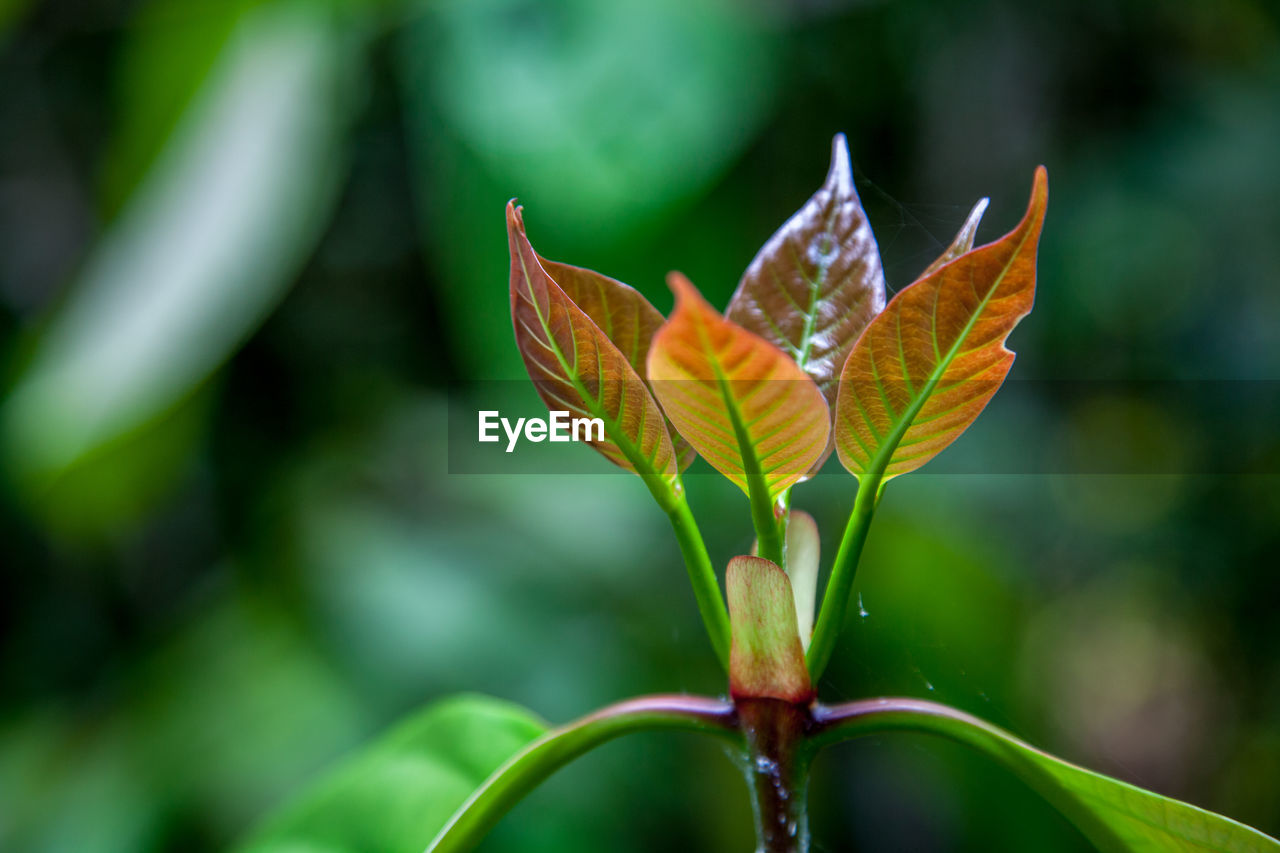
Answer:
446, 380, 1280, 476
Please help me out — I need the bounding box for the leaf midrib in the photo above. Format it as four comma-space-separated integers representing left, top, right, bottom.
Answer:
791, 198, 842, 373
689, 312, 775, 501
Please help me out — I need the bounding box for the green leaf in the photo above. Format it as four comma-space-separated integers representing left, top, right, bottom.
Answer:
413, 0, 779, 243
726, 134, 886, 406
2, 2, 358, 499
812, 698, 1280, 853
726, 556, 812, 703
99, 0, 273, 214
834, 167, 1048, 482
236, 695, 548, 853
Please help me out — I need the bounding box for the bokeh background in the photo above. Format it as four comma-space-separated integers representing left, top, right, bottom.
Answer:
2, 0, 1278, 850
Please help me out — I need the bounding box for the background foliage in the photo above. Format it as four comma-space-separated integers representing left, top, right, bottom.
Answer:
2, 0, 1278, 850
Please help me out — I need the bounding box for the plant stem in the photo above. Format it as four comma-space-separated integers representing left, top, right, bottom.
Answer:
736, 699, 812, 853
428, 695, 739, 853
805, 475, 883, 679
663, 489, 732, 670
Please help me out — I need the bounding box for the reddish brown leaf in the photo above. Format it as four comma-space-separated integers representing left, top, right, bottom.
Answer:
539, 256, 695, 471
508, 202, 678, 482
727, 555, 813, 703
647, 273, 830, 500
835, 168, 1048, 480
537, 258, 663, 375
726, 134, 886, 406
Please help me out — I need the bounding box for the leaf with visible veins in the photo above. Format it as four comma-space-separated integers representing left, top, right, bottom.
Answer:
508, 202, 679, 483
726, 134, 885, 407
538, 256, 695, 470
648, 273, 830, 500
835, 168, 1048, 481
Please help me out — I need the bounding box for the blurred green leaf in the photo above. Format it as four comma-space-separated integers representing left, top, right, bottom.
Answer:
814, 698, 1280, 853
100, 0, 273, 213
0, 0, 33, 41
237, 695, 547, 853
407, 0, 779, 241
2, 1, 360, 524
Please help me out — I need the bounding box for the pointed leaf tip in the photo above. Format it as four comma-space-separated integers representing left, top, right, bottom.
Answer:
649, 273, 830, 499
727, 556, 813, 703
827, 133, 853, 195
920, 196, 990, 279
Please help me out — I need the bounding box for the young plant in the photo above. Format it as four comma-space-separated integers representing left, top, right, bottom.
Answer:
237, 138, 1280, 853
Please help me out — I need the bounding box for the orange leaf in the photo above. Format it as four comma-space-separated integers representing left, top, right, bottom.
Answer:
647, 273, 830, 500
508, 202, 679, 483
727, 555, 813, 703
835, 167, 1048, 480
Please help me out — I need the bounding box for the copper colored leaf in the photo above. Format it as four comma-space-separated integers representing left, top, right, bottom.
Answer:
647, 273, 830, 499
508, 202, 678, 482
727, 555, 813, 703
726, 134, 886, 406
539, 256, 695, 470
835, 168, 1048, 480
920, 196, 990, 279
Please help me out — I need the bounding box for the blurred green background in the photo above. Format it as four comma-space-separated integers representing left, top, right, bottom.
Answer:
2, 0, 1278, 850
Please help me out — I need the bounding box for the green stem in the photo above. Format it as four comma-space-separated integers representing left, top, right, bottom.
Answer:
426, 695, 739, 853
663, 489, 732, 670
751, 485, 785, 568
805, 474, 883, 679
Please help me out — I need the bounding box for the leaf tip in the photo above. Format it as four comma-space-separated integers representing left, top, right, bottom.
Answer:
826, 133, 854, 195
665, 270, 703, 308
969, 196, 991, 224
1031, 165, 1049, 208
506, 199, 528, 241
